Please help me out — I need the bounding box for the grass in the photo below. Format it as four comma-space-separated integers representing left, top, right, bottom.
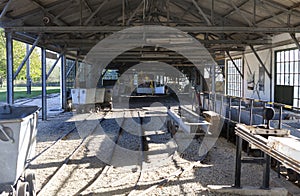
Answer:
0, 86, 60, 102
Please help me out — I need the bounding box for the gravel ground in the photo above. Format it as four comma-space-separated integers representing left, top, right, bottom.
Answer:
24, 108, 297, 195
2, 95, 299, 195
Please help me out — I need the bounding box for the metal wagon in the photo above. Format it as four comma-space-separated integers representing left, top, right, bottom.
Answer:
0, 105, 40, 196
71, 88, 111, 113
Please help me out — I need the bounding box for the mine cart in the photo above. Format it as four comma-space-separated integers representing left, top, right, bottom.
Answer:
0, 105, 40, 196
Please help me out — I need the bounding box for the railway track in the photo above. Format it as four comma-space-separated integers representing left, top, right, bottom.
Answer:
31, 108, 206, 195
34, 110, 143, 196
72, 109, 147, 195
34, 111, 110, 196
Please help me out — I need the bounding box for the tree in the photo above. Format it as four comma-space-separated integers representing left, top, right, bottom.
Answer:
0, 29, 41, 82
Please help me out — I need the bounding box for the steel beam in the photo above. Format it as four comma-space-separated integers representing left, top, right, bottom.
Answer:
5, 31, 14, 104
6, 26, 300, 33
13, 35, 41, 80
82, 0, 93, 13
249, 45, 271, 79
41, 47, 47, 120
122, 0, 125, 26
0, 0, 13, 20
60, 55, 67, 110
46, 52, 63, 80
191, 0, 212, 25
230, 0, 253, 26
226, 51, 244, 79
26, 44, 31, 94
66, 60, 76, 78
290, 33, 300, 51
84, 0, 108, 25
14, 0, 72, 20
262, 0, 300, 17
211, 0, 214, 25
126, 1, 144, 25
223, 0, 249, 18
29, 0, 67, 25
167, 0, 170, 25
47, 38, 271, 45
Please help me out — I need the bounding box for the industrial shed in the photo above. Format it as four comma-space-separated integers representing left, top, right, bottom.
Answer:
0, 0, 300, 195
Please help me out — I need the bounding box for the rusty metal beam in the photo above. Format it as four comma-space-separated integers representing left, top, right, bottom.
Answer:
0, 0, 13, 20
290, 33, 300, 51
5, 26, 300, 33
191, 0, 212, 25
249, 44, 271, 79
226, 51, 244, 79
84, 0, 108, 25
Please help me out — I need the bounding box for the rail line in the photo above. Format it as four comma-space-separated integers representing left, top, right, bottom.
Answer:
72, 110, 127, 195
36, 111, 110, 195
72, 109, 148, 195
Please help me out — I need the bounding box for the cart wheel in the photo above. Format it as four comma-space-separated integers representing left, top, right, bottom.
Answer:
17, 181, 29, 196
25, 173, 36, 196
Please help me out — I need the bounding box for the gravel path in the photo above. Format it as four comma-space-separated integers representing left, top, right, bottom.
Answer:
24, 107, 299, 196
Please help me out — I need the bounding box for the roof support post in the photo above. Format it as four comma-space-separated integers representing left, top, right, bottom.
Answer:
0, 0, 13, 20
41, 47, 47, 120
5, 31, 14, 104
60, 54, 67, 110
26, 44, 31, 94
226, 51, 244, 79
249, 45, 271, 79
46, 52, 64, 80
13, 35, 41, 79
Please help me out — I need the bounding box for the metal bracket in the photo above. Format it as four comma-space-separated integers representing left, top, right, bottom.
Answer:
0, 124, 14, 143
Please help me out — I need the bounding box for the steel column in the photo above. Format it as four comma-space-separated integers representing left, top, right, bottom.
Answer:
6, 32, 14, 104
235, 136, 242, 188
41, 47, 47, 120
60, 55, 67, 110
249, 99, 254, 125
278, 105, 283, 129
227, 97, 232, 141
262, 153, 271, 189
26, 44, 31, 94
238, 98, 242, 123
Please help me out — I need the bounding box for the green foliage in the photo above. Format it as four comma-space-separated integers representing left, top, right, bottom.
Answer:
0, 29, 41, 82
0, 86, 60, 102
